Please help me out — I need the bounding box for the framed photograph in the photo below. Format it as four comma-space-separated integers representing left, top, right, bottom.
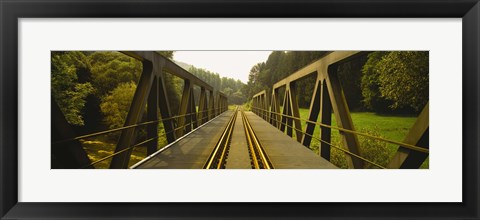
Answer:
1, 0, 479, 219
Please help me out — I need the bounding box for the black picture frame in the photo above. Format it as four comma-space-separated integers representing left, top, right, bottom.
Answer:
1, 0, 479, 219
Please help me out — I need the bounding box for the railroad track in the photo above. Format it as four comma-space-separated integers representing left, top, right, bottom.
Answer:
204, 107, 273, 169
203, 106, 238, 169
240, 109, 273, 169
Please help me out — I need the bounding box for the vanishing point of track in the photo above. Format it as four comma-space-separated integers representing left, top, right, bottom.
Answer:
204, 107, 273, 169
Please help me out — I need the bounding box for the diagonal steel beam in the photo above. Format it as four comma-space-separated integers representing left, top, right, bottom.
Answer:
387, 102, 429, 168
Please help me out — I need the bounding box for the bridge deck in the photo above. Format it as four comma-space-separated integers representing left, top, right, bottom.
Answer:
133, 110, 337, 169
133, 111, 234, 169
244, 112, 337, 169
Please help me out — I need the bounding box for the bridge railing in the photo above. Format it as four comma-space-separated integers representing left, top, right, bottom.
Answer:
251, 51, 428, 169
52, 51, 228, 169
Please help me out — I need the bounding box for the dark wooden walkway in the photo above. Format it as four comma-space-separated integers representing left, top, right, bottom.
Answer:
132, 110, 337, 169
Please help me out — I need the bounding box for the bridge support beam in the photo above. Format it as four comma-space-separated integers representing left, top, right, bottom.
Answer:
270, 89, 281, 128
158, 69, 176, 144
146, 76, 159, 156
208, 91, 215, 120
288, 83, 303, 142
279, 89, 288, 133
319, 80, 332, 161
177, 80, 192, 137
190, 87, 198, 130
110, 60, 154, 169
326, 65, 363, 169
302, 78, 321, 149
388, 103, 429, 168
198, 87, 207, 125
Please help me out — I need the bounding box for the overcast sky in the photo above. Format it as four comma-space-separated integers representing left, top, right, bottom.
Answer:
173, 51, 272, 83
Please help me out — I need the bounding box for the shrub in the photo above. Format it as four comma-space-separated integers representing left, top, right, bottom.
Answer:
358, 127, 389, 169
327, 126, 389, 169
243, 99, 253, 111
330, 144, 350, 169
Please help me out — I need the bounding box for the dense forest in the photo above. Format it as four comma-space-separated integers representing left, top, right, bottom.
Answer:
173, 60, 248, 105
243, 51, 429, 114
188, 66, 246, 105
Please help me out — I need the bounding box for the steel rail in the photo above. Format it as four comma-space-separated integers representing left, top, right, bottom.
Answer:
242, 109, 260, 169
241, 109, 273, 169
251, 107, 429, 154
216, 109, 238, 169
204, 108, 238, 169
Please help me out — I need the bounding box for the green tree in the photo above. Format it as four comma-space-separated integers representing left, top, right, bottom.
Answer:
361, 51, 429, 112
88, 52, 142, 97
336, 55, 367, 111
51, 51, 94, 126
92, 51, 179, 127
99, 82, 137, 129
244, 62, 267, 99
361, 52, 391, 112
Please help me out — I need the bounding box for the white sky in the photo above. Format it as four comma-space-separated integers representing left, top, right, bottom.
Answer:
173, 51, 272, 83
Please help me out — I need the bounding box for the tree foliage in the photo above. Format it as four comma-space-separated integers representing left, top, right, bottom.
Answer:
361, 51, 429, 112
88, 52, 142, 97
188, 66, 247, 105
336, 55, 367, 111
52, 51, 176, 131
99, 82, 137, 129
243, 62, 267, 99
51, 51, 94, 126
